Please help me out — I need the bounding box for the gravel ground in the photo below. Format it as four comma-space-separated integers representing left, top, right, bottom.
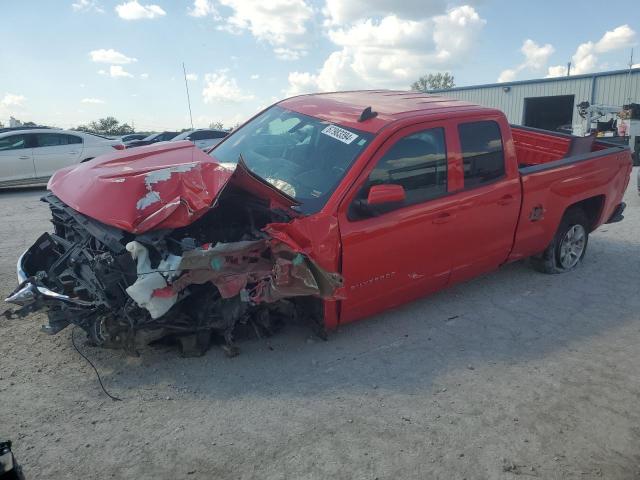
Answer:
1, 171, 639, 480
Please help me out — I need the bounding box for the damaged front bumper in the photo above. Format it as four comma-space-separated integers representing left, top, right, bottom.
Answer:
5, 193, 343, 356
8, 250, 93, 309
5, 231, 114, 336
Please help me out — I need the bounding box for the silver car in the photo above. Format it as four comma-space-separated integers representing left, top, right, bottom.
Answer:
0, 129, 124, 187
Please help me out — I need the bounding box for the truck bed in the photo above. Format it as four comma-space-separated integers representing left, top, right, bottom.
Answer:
508, 125, 632, 262
511, 125, 613, 167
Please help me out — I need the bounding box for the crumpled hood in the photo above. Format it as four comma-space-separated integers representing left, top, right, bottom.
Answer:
48, 141, 299, 233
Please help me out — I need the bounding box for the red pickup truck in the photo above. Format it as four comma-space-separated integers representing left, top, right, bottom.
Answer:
6, 91, 632, 356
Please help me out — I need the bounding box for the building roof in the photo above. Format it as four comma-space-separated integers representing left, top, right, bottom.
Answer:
429, 67, 640, 93
279, 90, 488, 133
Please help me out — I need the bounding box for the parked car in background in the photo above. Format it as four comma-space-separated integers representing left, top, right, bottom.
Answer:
119, 133, 147, 143
0, 129, 124, 187
171, 129, 228, 151
0, 126, 52, 134
124, 131, 178, 148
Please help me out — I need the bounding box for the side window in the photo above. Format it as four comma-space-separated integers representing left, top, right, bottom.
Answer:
65, 134, 82, 145
191, 131, 212, 140
0, 134, 27, 151
36, 133, 68, 147
367, 128, 448, 205
213, 131, 228, 139
458, 121, 505, 188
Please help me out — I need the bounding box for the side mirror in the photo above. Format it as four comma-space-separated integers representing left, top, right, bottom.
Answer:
367, 184, 406, 206
185, 136, 192, 141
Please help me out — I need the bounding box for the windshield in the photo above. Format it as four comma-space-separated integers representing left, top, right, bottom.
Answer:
210, 106, 373, 214
143, 133, 159, 141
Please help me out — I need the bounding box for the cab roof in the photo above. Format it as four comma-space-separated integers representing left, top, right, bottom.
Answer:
278, 90, 492, 134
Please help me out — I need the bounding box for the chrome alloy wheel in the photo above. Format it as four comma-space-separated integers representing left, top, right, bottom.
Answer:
558, 224, 586, 269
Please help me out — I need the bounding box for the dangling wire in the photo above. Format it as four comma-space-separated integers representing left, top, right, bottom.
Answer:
71, 327, 122, 402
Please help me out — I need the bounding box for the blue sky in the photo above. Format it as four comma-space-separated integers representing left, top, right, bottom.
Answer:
0, 0, 638, 131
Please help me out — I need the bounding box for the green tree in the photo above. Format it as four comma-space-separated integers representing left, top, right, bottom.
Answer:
209, 121, 225, 130
411, 72, 455, 92
75, 116, 134, 136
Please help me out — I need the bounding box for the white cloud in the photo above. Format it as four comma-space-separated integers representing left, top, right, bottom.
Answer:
286, 72, 319, 96
72, 0, 104, 13
115, 1, 166, 20
214, 0, 313, 59
202, 72, 254, 103
188, 0, 217, 17
81, 98, 105, 104
1, 94, 26, 108
322, 0, 447, 26
546, 65, 568, 77
548, 24, 636, 77
250, 74, 260, 80
186, 73, 198, 81
520, 39, 555, 70
139, 73, 149, 79
89, 48, 137, 64
286, 6, 485, 95
596, 25, 636, 52
273, 48, 306, 61
498, 39, 554, 82
109, 65, 134, 78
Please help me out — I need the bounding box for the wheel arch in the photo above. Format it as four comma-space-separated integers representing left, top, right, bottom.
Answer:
564, 195, 605, 232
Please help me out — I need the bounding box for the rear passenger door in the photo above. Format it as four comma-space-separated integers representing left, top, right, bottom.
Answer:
33, 133, 83, 179
0, 134, 36, 184
446, 119, 521, 284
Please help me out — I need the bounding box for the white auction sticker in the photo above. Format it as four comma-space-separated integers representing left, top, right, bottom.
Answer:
321, 124, 358, 144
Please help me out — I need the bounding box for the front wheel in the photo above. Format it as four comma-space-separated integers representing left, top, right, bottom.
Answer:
530, 209, 589, 274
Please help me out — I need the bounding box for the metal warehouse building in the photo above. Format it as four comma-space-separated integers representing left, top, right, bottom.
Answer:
432, 68, 640, 136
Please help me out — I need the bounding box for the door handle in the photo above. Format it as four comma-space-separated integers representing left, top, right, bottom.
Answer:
432, 212, 454, 224
497, 194, 515, 206
18, 155, 30, 160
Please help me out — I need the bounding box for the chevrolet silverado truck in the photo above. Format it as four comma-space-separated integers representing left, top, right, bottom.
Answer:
5, 91, 633, 356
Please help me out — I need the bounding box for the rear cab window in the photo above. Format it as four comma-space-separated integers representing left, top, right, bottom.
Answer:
458, 120, 505, 188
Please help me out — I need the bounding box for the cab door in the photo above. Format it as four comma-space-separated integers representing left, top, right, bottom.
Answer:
337, 122, 459, 324
33, 133, 83, 179
0, 133, 36, 184
445, 118, 521, 284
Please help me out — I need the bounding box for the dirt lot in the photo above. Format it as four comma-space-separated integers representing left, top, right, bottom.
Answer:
1, 171, 639, 480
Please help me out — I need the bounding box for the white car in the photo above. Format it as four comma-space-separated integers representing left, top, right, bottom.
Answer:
0, 129, 124, 187
171, 128, 228, 151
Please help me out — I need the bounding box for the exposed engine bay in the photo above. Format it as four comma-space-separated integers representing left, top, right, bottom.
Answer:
6, 182, 342, 357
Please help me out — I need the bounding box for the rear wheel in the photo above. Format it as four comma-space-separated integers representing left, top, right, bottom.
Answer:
530, 209, 589, 274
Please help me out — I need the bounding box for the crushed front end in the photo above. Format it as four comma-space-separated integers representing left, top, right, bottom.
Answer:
5, 162, 343, 357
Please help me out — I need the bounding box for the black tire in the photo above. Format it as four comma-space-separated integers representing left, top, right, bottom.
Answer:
530, 208, 590, 274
